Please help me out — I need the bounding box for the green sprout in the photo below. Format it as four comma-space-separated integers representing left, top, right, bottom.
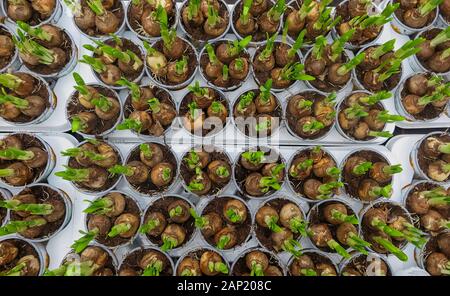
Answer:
418, 0, 442, 17
330, 29, 355, 62
142, 260, 163, 276
13, 30, 56, 65
91, 95, 112, 112
208, 261, 228, 274
83, 198, 114, 215
0, 73, 24, 91
372, 236, 408, 261
169, 205, 183, 218
116, 118, 143, 132
70, 229, 99, 253
79, 55, 106, 74
288, 29, 306, 58
189, 208, 208, 228
352, 162, 372, 176
336, 53, 365, 77
344, 104, 368, 119
290, 159, 313, 177
358, 91, 392, 105
241, 151, 265, 165
430, 26, 450, 48
227, 36, 252, 57
139, 218, 160, 234
107, 222, 132, 238
187, 0, 201, 20
267, 0, 286, 22
312, 36, 327, 60
369, 40, 396, 61
258, 33, 277, 62
55, 166, 90, 182
0, 200, 54, 216
0, 147, 34, 161
0, 218, 47, 236
86, 0, 105, 16
330, 209, 359, 225
225, 208, 242, 223
302, 120, 324, 133
16, 21, 52, 42
188, 81, 207, 97
175, 56, 188, 75
116, 78, 141, 102
376, 111, 405, 123
108, 164, 135, 177
280, 62, 315, 81
237, 91, 255, 112
216, 234, 230, 250
240, 0, 253, 25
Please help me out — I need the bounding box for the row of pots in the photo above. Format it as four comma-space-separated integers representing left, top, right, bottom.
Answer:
1, 190, 446, 276
2, 0, 448, 43
0, 234, 401, 276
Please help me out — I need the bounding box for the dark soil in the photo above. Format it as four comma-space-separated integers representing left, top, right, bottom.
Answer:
234, 147, 285, 198
177, 248, 227, 276
23, 28, 73, 75
342, 253, 392, 276
288, 148, 338, 199
233, 89, 281, 138
255, 198, 302, 252
232, 0, 275, 42
93, 37, 144, 83
232, 249, 282, 276
125, 143, 177, 195
200, 40, 250, 88
201, 196, 251, 248
68, 141, 121, 192
418, 133, 450, 182
342, 150, 390, 201
0, 238, 40, 275
4, 0, 55, 26
308, 200, 357, 253
143, 196, 195, 248
127, 0, 177, 38
2, 73, 50, 124
0, 133, 49, 186
181, 0, 229, 41
405, 182, 449, 234
123, 85, 175, 136
361, 202, 410, 253
393, 0, 437, 28
67, 85, 120, 136
416, 28, 448, 72
355, 47, 402, 92
179, 88, 230, 136
253, 42, 300, 88
180, 147, 232, 196
306, 50, 350, 92
87, 194, 140, 248
286, 91, 333, 140
119, 247, 173, 276
288, 250, 336, 275
148, 39, 197, 86
401, 73, 445, 120
422, 232, 448, 274
338, 95, 385, 141
0, 26, 15, 70
10, 185, 66, 239
77, 0, 124, 37
65, 246, 117, 276
335, 1, 381, 47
